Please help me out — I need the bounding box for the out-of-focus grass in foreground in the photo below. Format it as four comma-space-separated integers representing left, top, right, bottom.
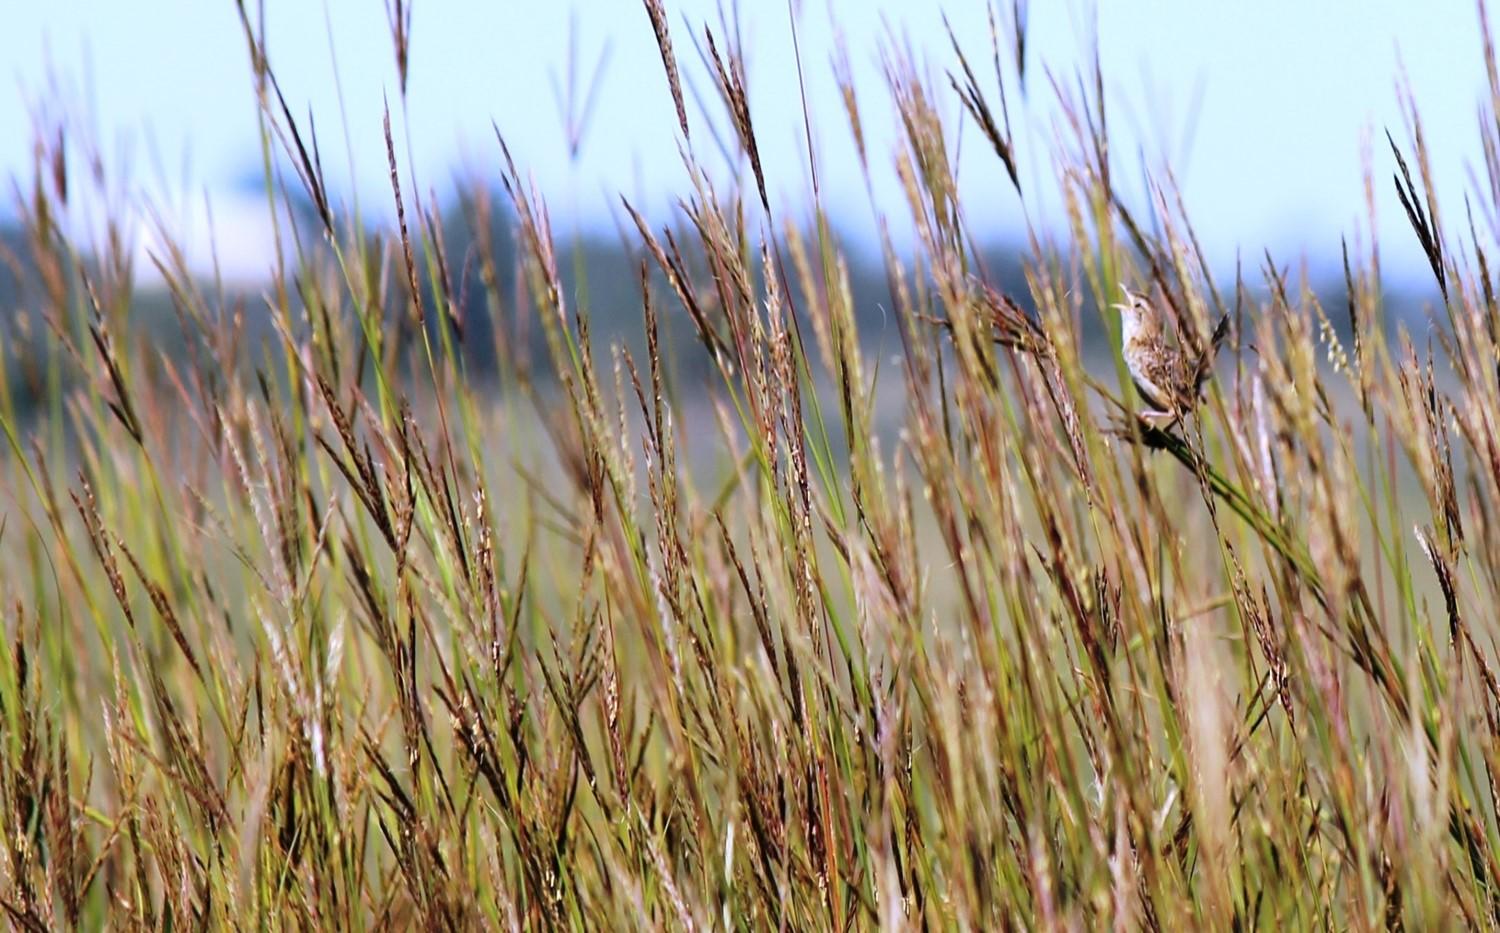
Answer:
2, 0, 1500, 927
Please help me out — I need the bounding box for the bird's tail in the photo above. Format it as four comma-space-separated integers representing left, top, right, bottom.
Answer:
1193, 314, 1231, 393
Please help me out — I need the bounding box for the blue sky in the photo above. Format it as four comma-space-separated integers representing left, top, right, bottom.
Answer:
1, 1, 1491, 285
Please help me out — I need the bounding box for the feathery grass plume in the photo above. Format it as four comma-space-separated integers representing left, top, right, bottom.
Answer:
642, 0, 691, 142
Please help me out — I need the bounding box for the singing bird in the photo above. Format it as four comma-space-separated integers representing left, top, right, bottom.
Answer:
1113, 286, 1230, 430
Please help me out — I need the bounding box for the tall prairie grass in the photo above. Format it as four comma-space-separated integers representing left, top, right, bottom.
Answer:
1, 0, 1498, 928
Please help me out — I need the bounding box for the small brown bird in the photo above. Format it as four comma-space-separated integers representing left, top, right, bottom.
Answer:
1113, 286, 1229, 430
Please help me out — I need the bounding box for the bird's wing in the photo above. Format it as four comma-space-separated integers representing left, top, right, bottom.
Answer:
1130, 351, 1180, 412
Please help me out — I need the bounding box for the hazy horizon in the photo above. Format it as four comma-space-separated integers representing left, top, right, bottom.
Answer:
2, 1, 1491, 288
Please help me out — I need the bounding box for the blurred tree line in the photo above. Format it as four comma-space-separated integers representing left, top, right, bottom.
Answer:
0, 183, 1425, 427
